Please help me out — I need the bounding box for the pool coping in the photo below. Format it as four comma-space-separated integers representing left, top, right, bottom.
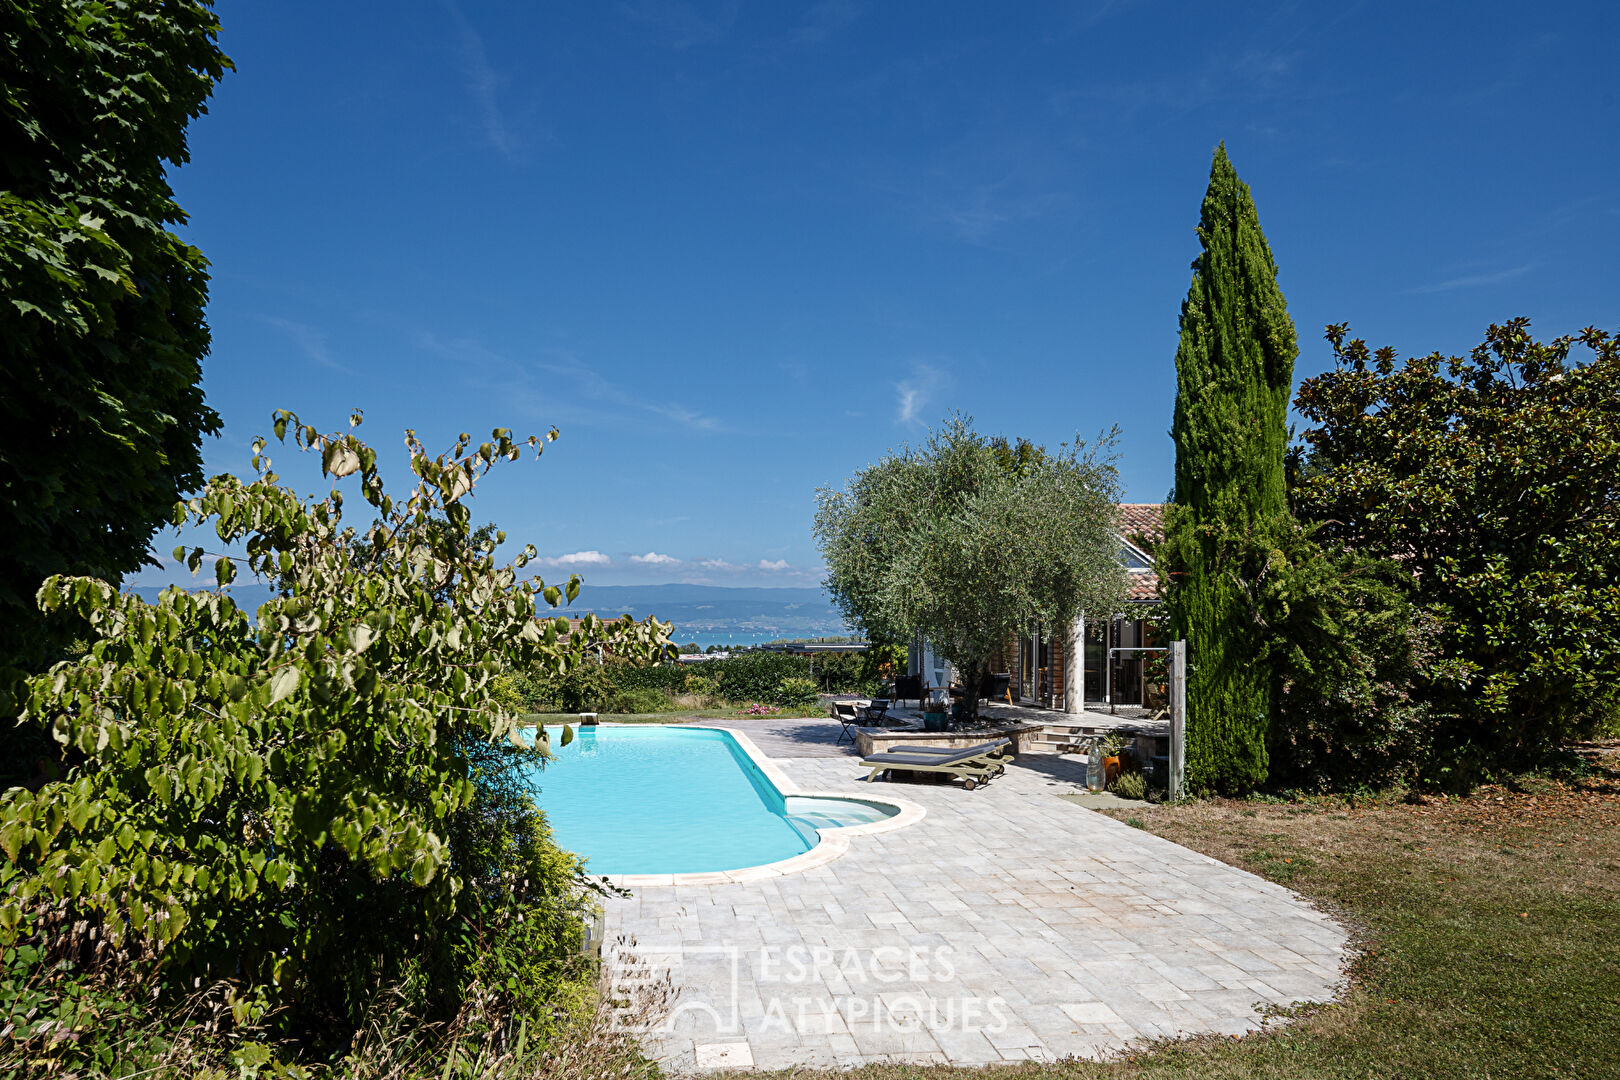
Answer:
599, 724, 926, 887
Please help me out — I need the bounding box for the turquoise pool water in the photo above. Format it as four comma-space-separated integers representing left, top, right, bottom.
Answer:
526, 725, 893, 875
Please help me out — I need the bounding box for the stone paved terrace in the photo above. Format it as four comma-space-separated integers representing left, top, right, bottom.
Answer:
607, 720, 1348, 1071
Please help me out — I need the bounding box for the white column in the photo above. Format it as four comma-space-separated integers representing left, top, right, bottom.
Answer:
1065, 615, 1086, 713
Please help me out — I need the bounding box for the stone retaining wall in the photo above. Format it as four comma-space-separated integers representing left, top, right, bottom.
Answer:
853, 723, 1042, 759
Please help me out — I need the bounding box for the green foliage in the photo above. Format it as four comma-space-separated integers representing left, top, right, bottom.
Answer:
682, 670, 721, 698
605, 687, 676, 714
1109, 770, 1147, 800
602, 663, 690, 696
0, 412, 668, 1036
773, 677, 820, 708
532, 662, 619, 712
1161, 144, 1298, 794
816, 414, 1126, 720
0, 1, 229, 676
515, 651, 875, 712
1292, 319, 1620, 780
712, 651, 813, 702
1205, 516, 1453, 790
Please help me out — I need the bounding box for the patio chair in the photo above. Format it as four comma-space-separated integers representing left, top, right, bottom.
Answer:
860, 738, 1013, 791
831, 701, 864, 745
892, 674, 924, 708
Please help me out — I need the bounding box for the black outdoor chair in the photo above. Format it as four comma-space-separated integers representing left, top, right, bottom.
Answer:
892, 674, 924, 708
831, 701, 863, 745
982, 672, 1011, 704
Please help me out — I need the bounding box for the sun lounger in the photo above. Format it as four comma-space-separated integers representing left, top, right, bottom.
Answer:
860, 738, 1013, 790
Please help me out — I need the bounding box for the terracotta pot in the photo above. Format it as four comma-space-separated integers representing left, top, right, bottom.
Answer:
1103, 755, 1122, 783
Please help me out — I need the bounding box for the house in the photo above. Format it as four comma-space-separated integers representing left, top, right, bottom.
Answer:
907, 503, 1166, 713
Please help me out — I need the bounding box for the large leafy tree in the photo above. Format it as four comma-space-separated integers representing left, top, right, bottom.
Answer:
1160, 144, 1298, 794
0, 412, 669, 1030
1291, 320, 1620, 781
815, 415, 1125, 721
0, 1, 228, 673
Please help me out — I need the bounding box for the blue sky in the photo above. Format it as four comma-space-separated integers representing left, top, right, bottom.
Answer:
137, 0, 1620, 590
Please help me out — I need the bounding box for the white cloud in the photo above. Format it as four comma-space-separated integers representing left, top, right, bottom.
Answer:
446, 3, 515, 157
630, 551, 680, 566
1408, 264, 1534, 295
700, 558, 740, 570
258, 315, 348, 373
545, 550, 611, 567
895, 361, 950, 425
758, 559, 790, 571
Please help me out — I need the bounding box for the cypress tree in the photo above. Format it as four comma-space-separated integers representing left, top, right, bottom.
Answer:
1162, 144, 1298, 793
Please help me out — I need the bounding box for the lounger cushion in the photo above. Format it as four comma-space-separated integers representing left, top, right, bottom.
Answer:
888, 743, 1000, 756
863, 739, 1009, 766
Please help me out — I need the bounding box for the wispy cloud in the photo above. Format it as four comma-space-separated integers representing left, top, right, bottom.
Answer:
445, 3, 515, 157
1408, 264, 1535, 295
414, 333, 724, 433
545, 550, 611, 567
934, 186, 1065, 244
630, 551, 679, 566
258, 315, 349, 373
894, 362, 950, 426
757, 558, 790, 571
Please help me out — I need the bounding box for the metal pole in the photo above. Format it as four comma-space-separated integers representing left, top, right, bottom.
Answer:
1169, 639, 1187, 801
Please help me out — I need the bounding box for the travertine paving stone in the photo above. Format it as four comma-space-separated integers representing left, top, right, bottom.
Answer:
606, 746, 1347, 1071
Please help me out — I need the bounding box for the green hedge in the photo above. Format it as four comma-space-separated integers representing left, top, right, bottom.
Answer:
519, 651, 880, 710
607, 664, 690, 694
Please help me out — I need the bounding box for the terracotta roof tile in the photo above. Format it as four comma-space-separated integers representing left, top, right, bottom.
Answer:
1118, 503, 1165, 546
1118, 503, 1164, 605
1125, 571, 1161, 604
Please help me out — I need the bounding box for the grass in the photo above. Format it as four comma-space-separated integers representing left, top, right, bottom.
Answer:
734, 741, 1620, 1080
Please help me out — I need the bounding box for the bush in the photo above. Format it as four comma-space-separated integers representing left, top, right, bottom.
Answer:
774, 677, 820, 709
604, 687, 675, 715
1249, 521, 1454, 791
1293, 320, 1620, 778
0, 415, 667, 1050
1109, 770, 1148, 801
713, 652, 813, 701
604, 663, 689, 696
683, 671, 720, 698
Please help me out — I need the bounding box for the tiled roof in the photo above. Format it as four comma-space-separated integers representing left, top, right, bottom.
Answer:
1118, 503, 1165, 546
1125, 572, 1161, 604
1119, 503, 1165, 605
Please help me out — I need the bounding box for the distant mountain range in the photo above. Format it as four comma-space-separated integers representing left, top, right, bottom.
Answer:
128, 582, 850, 644
567, 584, 849, 642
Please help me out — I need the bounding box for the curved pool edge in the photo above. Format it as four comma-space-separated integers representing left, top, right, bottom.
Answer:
603, 724, 925, 888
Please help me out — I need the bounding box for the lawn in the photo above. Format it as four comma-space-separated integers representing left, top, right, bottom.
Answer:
745, 741, 1620, 1080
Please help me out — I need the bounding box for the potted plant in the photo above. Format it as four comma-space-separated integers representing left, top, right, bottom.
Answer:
1100, 732, 1130, 785
922, 690, 950, 732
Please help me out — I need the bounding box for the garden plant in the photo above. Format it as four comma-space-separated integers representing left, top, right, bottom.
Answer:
0, 411, 669, 1072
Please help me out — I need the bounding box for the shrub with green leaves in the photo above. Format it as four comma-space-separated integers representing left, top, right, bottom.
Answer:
0, 411, 668, 1029
713, 651, 813, 701
1293, 320, 1620, 780
1109, 770, 1148, 801
773, 677, 820, 709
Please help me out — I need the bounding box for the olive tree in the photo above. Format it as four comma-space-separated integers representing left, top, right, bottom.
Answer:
814, 415, 1126, 720
0, 411, 668, 1018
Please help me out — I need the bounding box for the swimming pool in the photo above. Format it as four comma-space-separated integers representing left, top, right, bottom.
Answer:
525, 725, 901, 876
